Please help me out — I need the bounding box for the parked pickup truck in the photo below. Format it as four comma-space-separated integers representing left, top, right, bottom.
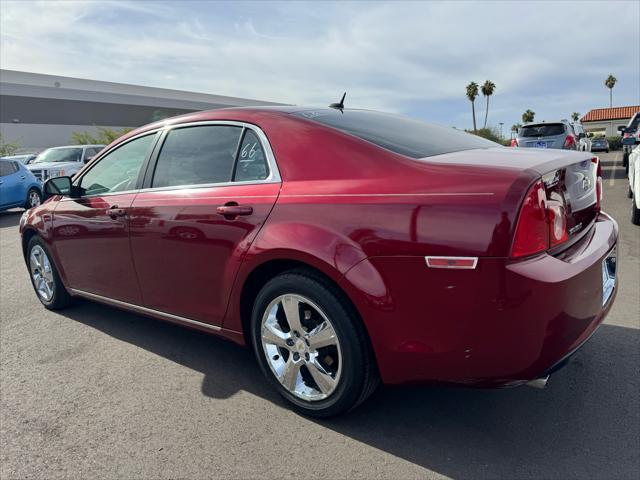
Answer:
26, 145, 104, 183
619, 112, 640, 174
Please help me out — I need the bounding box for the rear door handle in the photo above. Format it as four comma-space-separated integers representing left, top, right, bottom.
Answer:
216, 204, 253, 217
108, 205, 127, 219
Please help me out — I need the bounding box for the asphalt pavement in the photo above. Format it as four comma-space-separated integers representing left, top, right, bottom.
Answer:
1, 151, 638, 480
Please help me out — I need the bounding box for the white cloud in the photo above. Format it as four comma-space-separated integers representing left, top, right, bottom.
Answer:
1, 0, 638, 128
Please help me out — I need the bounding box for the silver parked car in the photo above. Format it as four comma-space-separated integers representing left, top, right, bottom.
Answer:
571, 122, 592, 152
26, 145, 104, 183
514, 120, 582, 150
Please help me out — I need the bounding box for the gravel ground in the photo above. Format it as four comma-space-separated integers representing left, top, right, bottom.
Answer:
1, 151, 638, 480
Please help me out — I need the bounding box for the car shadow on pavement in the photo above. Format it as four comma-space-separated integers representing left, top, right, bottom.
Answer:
62, 300, 639, 479
0, 210, 23, 228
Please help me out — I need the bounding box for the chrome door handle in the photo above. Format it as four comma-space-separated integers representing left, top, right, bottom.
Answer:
216, 205, 253, 217
108, 205, 127, 219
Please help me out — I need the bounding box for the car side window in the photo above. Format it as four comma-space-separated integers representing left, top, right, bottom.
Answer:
152, 125, 242, 188
79, 134, 156, 196
234, 130, 268, 182
83, 147, 98, 160
0, 161, 18, 177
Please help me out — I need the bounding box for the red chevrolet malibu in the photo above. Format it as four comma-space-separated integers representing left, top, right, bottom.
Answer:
20, 107, 618, 416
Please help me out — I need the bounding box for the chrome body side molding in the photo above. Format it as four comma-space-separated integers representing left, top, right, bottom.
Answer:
69, 289, 222, 332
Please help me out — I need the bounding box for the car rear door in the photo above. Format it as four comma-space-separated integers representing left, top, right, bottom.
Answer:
52, 132, 159, 304
128, 123, 280, 327
0, 161, 24, 208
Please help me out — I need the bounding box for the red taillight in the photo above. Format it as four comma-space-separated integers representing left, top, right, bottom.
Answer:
510, 138, 518, 147
592, 156, 602, 211
563, 134, 576, 149
511, 179, 575, 258
511, 180, 548, 258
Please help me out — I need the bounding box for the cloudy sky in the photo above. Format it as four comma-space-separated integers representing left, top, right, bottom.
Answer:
1, 0, 639, 131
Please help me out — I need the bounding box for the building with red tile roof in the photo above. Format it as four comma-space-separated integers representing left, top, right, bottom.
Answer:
581, 105, 640, 136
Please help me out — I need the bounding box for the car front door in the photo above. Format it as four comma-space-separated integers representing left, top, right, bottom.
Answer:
52, 132, 158, 304
0, 161, 23, 208
128, 123, 280, 326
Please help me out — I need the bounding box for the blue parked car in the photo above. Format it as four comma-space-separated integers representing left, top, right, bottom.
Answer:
0, 159, 43, 211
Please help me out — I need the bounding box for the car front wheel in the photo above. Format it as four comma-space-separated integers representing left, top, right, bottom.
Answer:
27, 236, 72, 309
250, 269, 378, 417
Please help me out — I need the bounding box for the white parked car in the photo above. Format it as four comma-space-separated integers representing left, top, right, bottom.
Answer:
629, 144, 640, 225
26, 145, 104, 183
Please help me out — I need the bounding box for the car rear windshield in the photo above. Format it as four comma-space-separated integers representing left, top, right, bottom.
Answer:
519, 124, 566, 137
292, 109, 498, 159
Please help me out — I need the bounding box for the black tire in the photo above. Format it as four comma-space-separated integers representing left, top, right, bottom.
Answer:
632, 194, 640, 226
250, 269, 378, 417
622, 152, 629, 167
24, 188, 41, 209
26, 236, 73, 310
628, 186, 634, 199
606, 149, 609, 153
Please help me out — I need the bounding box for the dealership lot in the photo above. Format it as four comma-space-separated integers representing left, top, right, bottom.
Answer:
1, 152, 638, 479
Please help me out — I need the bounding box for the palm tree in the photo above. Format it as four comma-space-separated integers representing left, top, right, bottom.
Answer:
466, 82, 479, 132
605, 74, 617, 108
571, 112, 580, 122
481, 80, 496, 129
522, 109, 535, 123
511, 123, 522, 139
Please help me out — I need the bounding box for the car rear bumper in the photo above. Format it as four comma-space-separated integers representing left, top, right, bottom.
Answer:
342, 212, 618, 386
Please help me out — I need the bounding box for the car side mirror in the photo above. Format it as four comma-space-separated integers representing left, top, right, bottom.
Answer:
587, 132, 594, 138
577, 132, 585, 139
618, 126, 626, 133
84, 155, 94, 164
44, 176, 74, 198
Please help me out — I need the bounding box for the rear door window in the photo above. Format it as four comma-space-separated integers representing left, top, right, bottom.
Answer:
520, 124, 566, 137
0, 161, 18, 177
234, 130, 269, 182
152, 125, 242, 188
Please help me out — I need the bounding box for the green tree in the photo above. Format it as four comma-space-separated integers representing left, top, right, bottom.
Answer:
466, 81, 479, 132
0, 133, 21, 156
71, 126, 133, 145
522, 109, 535, 123
481, 80, 496, 129
604, 74, 617, 108
511, 123, 522, 133
571, 112, 580, 122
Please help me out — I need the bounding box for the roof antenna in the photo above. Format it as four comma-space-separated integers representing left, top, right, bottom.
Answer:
329, 92, 346, 111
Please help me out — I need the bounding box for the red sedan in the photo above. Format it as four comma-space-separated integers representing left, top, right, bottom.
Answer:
20, 107, 618, 416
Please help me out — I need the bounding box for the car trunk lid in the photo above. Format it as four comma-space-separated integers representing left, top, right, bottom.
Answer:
428, 147, 601, 246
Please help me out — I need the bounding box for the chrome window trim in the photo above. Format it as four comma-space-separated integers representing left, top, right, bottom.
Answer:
69, 289, 222, 332
68, 121, 281, 199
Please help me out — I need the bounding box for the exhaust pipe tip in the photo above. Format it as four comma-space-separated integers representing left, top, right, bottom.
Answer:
526, 375, 549, 389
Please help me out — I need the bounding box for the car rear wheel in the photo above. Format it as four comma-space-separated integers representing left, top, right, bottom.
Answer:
250, 269, 378, 417
27, 236, 72, 309
24, 188, 41, 209
632, 194, 640, 226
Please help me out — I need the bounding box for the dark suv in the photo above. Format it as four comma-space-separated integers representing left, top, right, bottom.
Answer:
514, 120, 583, 150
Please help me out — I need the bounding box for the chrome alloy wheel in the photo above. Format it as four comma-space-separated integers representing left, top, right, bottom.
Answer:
261, 294, 342, 401
29, 245, 54, 301
28, 190, 41, 208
